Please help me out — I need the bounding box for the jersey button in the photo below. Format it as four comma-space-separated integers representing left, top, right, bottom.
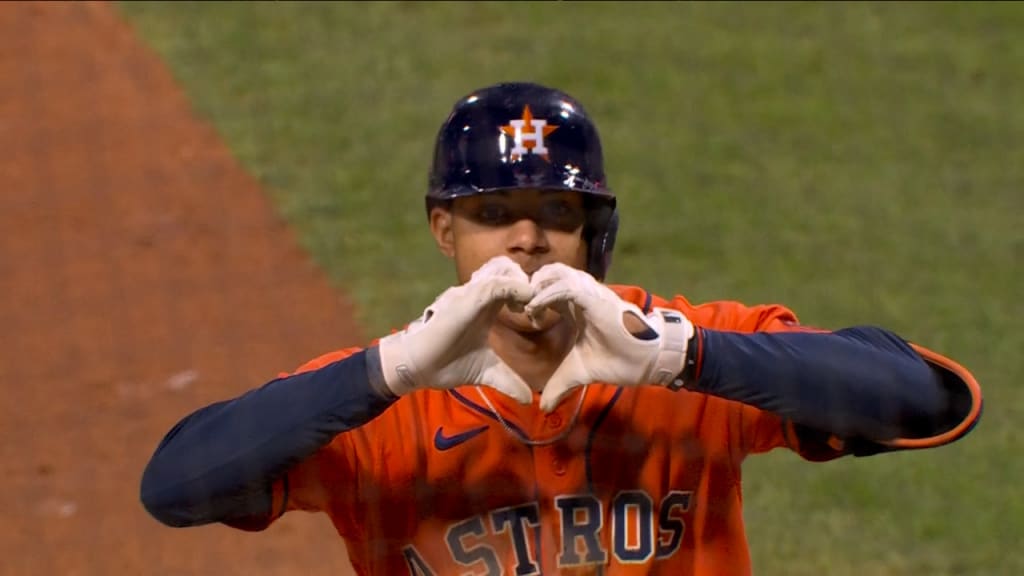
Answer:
547, 413, 563, 428
552, 457, 567, 476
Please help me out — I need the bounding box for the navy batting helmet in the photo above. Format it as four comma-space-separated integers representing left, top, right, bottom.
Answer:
426, 82, 619, 280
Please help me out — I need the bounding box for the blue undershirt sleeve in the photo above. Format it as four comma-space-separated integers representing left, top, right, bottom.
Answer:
139, 347, 396, 527
690, 326, 948, 441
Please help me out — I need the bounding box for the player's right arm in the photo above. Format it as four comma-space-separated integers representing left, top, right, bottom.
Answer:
139, 346, 394, 529
139, 256, 534, 530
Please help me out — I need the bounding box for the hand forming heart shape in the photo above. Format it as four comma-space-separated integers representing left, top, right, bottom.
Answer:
376, 256, 694, 412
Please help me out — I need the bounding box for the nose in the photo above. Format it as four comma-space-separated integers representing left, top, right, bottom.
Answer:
507, 217, 550, 255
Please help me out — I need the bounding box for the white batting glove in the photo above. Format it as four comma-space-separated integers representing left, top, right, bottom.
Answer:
376, 256, 535, 404
525, 263, 695, 412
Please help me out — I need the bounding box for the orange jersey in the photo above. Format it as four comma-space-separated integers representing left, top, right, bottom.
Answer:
260, 285, 981, 575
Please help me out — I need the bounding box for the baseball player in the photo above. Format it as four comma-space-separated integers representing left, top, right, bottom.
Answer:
140, 82, 983, 575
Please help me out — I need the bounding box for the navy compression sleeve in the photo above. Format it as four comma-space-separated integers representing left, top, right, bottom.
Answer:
690, 326, 948, 441
140, 347, 396, 528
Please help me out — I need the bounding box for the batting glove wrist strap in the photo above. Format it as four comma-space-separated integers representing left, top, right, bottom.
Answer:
649, 308, 694, 388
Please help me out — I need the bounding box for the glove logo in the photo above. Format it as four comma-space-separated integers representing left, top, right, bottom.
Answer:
500, 105, 559, 161
433, 426, 489, 451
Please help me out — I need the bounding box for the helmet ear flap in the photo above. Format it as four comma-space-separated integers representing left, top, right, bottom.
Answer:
586, 203, 618, 281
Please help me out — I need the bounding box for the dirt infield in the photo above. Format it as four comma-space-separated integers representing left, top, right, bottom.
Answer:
0, 2, 362, 574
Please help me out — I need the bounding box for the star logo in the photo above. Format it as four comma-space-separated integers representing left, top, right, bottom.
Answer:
500, 105, 559, 161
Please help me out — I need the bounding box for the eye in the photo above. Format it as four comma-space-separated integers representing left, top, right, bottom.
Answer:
540, 200, 584, 230
544, 201, 570, 218
477, 203, 511, 224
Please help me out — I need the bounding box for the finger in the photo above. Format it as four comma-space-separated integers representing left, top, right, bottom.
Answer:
479, 360, 534, 404
420, 278, 523, 335
470, 256, 530, 284
525, 278, 577, 317
528, 262, 575, 290
538, 373, 580, 412
484, 277, 535, 307
526, 264, 601, 320
538, 352, 587, 412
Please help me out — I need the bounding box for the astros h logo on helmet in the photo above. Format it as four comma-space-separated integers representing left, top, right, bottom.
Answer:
500, 105, 559, 161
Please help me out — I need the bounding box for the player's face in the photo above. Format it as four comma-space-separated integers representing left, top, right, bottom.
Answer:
430, 189, 589, 332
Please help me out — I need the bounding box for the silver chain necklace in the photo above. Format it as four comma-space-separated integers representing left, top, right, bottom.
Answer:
475, 384, 589, 446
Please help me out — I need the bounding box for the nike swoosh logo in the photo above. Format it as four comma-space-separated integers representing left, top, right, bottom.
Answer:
434, 425, 489, 451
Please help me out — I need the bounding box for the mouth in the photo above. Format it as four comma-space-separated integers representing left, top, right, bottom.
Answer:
505, 300, 528, 314
518, 261, 546, 277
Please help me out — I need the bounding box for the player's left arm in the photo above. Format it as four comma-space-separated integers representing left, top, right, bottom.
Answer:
687, 324, 982, 456
526, 264, 981, 454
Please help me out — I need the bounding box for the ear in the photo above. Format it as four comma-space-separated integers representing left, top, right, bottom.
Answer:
429, 205, 455, 257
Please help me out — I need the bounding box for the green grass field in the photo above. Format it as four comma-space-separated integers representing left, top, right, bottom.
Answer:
118, 2, 1021, 574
